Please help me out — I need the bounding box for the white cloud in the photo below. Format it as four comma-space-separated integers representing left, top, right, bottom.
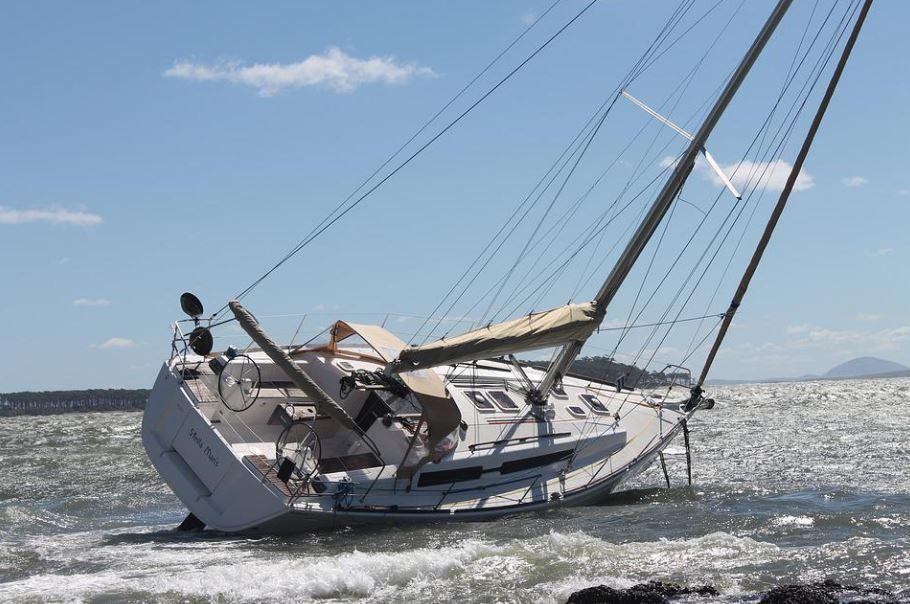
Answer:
98, 337, 136, 349
659, 155, 678, 169
785, 323, 811, 335
866, 247, 893, 258
164, 47, 436, 96
726, 323, 910, 377
855, 313, 881, 322
0, 206, 102, 226
789, 325, 910, 353
706, 159, 814, 193
897, 189, 909, 197
520, 13, 537, 25
841, 176, 868, 187
73, 298, 111, 307
658, 156, 813, 193
601, 318, 631, 330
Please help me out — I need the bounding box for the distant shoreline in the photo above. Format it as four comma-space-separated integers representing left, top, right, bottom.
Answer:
0, 389, 149, 417
4, 369, 909, 416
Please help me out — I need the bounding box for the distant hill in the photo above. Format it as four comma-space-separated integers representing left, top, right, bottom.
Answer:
823, 357, 910, 379
529, 355, 683, 388
708, 356, 910, 385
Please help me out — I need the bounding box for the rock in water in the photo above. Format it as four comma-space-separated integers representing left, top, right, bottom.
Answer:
759, 580, 898, 604
567, 579, 901, 603
759, 583, 838, 604
566, 585, 667, 604
566, 581, 718, 603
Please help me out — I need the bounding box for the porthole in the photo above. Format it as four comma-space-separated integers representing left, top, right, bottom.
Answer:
336, 360, 355, 372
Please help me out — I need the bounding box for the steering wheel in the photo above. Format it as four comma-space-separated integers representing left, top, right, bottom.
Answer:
217, 354, 261, 412
276, 420, 322, 482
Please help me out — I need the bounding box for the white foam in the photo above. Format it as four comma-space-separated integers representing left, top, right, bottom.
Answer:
771, 515, 814, 527
0, 534, 501, 602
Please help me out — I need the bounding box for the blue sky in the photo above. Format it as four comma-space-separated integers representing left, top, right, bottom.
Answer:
1, 1, 908, 391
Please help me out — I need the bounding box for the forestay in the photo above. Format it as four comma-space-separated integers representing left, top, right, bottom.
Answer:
396, 302, 600, 372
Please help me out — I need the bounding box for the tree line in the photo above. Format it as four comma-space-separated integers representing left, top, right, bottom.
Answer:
530, 355, 691, 388
0, 389, 150, 416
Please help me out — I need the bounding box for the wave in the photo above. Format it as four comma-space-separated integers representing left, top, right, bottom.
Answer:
0, 529, 784, 603
2, 379, 910, 602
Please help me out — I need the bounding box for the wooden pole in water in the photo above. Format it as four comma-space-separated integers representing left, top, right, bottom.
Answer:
696, 0, 875, 390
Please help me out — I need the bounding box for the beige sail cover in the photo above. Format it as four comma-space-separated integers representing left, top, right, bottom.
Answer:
330, 321, 461, 447
329, 321, 408, 364
397, 301, 600, 371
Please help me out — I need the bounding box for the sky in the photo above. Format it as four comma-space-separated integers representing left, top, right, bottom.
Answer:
1, 1, 908, 391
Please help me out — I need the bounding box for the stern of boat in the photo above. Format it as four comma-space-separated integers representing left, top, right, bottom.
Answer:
142, 363, 291, 531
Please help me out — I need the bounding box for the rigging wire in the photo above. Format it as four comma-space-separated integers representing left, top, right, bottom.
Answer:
646, 0, 860, 371
479, 100, 614, 323
277, 0, 566, 286
679, 0, 821, 360
213, 0, 599, 320
483, 0, 727, 323
486, 0, 746, 326
478, 0, 707, 323
576, 2, 750, 345
415, 0, 703, 341
612, 3, 840, 370
465, 89, 726, 328
621, 0, 858, 394
549, 0, 855, 416
615, 0, 848, 363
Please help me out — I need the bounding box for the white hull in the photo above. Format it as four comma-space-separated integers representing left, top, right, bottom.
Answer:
143, 350, 691, 533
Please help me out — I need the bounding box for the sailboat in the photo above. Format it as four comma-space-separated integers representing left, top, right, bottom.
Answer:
142, 0, 872, 533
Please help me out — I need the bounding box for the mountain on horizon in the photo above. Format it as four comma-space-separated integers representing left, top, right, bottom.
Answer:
708, 356, 910, 385
823, 356, 910, 379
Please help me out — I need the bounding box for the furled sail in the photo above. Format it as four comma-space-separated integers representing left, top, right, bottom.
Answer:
396, 302, 600, 372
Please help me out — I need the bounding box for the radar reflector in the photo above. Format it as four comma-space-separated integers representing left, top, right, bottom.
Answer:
180, 292, 205, 319
188, 326, 214, 356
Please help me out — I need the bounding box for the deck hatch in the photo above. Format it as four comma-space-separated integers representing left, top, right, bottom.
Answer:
579, 393, 610, 414
487, 390, 519, 411
567, 405, 587, 417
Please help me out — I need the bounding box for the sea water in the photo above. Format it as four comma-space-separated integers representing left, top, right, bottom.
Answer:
1, 378, 908, 602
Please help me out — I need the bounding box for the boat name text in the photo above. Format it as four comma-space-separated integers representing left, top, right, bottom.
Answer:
188, 426, 220, 468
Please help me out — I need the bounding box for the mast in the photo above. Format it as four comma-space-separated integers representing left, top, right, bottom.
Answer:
695, 0, 874, 391
534, 0, 794, 400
